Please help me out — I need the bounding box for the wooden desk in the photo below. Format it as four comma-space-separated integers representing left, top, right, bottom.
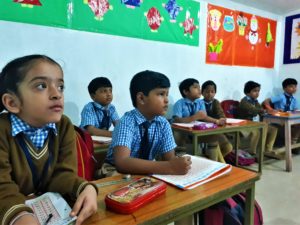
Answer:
263, 112, 300, 172
172, 121, 267, 173
84, 167, 260, 225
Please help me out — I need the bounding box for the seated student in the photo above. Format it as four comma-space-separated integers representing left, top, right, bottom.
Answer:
0, 55, 98, 225
80, 77, 119, 137
236, 81, 278, 153
201, 80, 233, 157
172, 78, 228, 163
101, 70, 191, 177
263, 78, 300, 144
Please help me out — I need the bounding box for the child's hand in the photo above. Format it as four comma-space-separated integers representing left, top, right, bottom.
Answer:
194, 111, 206, 120
169, 156, 192, 175
12, 212, 39, 225
71, 184, 98, 225
217, 118, 226, 126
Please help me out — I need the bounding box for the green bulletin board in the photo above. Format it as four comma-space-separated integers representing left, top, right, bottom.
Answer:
0, 0, 200, 46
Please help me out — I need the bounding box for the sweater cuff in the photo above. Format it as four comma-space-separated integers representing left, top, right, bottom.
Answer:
2, 204, 33, 225
76, 182, 99, 197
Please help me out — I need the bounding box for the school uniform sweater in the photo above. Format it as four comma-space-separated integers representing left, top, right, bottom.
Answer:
237, 96, 265, 121
204, 99, 226, 119
0, 113, 95, 225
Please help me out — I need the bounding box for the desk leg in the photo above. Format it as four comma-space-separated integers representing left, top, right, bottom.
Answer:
234, 132, 239, 166
244, 185, 255, 225
193, 135, 198, 156
258, 125, 266, 174
285, 120, 292, 172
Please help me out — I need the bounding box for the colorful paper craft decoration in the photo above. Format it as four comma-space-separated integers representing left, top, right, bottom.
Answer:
88, 0, 112, 20
13, 0, 42, 6
0, 0, 200, 46
121, 0, 142, 9
163, 0, 182, 23
145, 7, 163, 32
206, 4, 276, 68
283, 14, 300, 64
180, 10, 198, 38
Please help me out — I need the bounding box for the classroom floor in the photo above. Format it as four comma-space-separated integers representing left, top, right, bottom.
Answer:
255, 154, 300, 225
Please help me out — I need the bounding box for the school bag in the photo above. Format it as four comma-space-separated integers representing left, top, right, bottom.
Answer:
221, 100, 239, 118
224, 150, 256, 166
74, 126, 96, 181
197, 192, 263, 225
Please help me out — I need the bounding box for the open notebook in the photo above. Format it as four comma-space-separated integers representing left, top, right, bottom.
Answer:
226, 118, 247, 125
152, 155, 232, 190
92, 135, 112, 144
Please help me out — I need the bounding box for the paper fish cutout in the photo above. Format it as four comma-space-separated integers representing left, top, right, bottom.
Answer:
145, 7, 163, 32
121, 0, 142, 9
163, 0, 182, 23
88, 0, 113, 21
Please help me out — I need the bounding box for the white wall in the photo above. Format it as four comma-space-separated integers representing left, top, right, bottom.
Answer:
278, 9, 300, 102
0, 0, 283, 125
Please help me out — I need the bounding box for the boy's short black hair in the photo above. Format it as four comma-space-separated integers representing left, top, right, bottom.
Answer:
88, 77, 112, 95
282, 78, 297, 88
130, 70, 170, 107
179, 78, 199, 97
244, 81, 261, 94
201, 80, 217, 93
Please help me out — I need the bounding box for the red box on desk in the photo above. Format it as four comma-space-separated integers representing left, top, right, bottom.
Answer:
105, 177, 167, 214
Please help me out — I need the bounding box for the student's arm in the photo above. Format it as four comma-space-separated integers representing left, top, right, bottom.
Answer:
85, 125, 112, 137
240, 99, 264, 116
173, 110, 207, 123
114, 146, 191, 175
8, 212, 38, 225
262, 98, 277, 113
112, 120, 119, 127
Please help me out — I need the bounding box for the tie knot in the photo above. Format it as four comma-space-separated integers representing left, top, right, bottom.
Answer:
102, 109, 108, 116
142, 121, 151, 129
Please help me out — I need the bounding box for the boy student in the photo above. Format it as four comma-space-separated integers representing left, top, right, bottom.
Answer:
263, 78, 300, 144
201, 80, 233, 157
101, 70, 192, 225
101, 70, 191, 177
172, 78, 227, 163
0, 55, 97, 225
80, 77, 119, 137
237, 81, 278, 153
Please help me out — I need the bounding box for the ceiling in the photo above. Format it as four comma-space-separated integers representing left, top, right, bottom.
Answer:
228, 0, 300, 15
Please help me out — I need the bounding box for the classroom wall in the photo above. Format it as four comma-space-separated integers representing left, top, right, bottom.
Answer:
278, 9, 300, 102
0, 0, 284, 125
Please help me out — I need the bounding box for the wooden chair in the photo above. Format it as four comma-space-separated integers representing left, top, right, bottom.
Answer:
221, 100, 239, 118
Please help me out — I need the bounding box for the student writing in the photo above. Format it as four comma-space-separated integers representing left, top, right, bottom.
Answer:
100, 70, 191, 177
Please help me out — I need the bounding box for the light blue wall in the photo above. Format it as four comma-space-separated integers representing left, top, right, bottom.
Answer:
278, 9, 300, 103
0, 0, 284, 124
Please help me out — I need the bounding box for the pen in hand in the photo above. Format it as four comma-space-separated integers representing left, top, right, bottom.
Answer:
44, 213, 53, 225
